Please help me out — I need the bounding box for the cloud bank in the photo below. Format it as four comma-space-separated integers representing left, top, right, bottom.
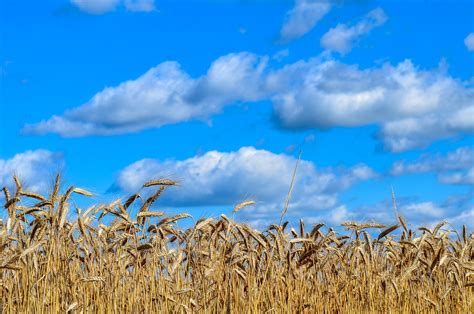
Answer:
115, 146, 376, 223
24, 52, 474, 152
114, 146, 473, 228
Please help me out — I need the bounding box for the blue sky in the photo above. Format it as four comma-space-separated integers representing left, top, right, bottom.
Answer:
1, 0, 473, 229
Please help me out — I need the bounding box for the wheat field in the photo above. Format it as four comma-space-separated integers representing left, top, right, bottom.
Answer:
0, 175, 473, 313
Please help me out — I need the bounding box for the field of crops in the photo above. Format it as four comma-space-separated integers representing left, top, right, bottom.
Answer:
1, 175, 473, 313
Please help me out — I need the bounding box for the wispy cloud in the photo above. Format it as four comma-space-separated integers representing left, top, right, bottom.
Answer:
71, 0, 155, 14
404, 202, 444, 218
439, 169, 474, 185
320, 8, 388, 54
124, 0, 155, 12
279, 0, 331, 42
404, 196, 474, 228
0, 150, 64, 193
306, 205, 354, 226
272, 49, 290, 62
340, 191, 473, 229
391, 147, 474, 185
465, 33, 474, 52
71, 0, 120, 14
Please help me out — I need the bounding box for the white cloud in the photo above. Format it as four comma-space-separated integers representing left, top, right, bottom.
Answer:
25, 52, 473, 152
269, 57, 474, 152
439, 168, 474, 185
0, 150, 64, 193
115, 147, 376, 222
307, 204, 354, 226
71, 0, 120, 14
272, 49, 290, 62
71, 0, 155, 14
24, 53, 268, 137
321, 8, 387, 54
343, 193, 473, 229
304, 133, 315, 143
409, 198, 473, 228
391, 147, 474, 174
448, 207, 474, 227
279, 0, 331, 42
306, 197, 466, 230
327, 205, 352, 225
391, 147, 474, 185
465, 33, 474, 51
403, 202, 444, 218
124, 0, 155, 12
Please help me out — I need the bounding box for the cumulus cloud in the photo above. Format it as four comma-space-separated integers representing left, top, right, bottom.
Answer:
465, 33, 474, 52
114, 146, 376, 223
269, 57, 474, 152
25, 51, 473, 152
24, 53, 268, 137
279, 0, 331, 42
321, 8, 387, 54
71, 0, 155, 14
0, 150, 64, 193
391, 147, 474, 185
